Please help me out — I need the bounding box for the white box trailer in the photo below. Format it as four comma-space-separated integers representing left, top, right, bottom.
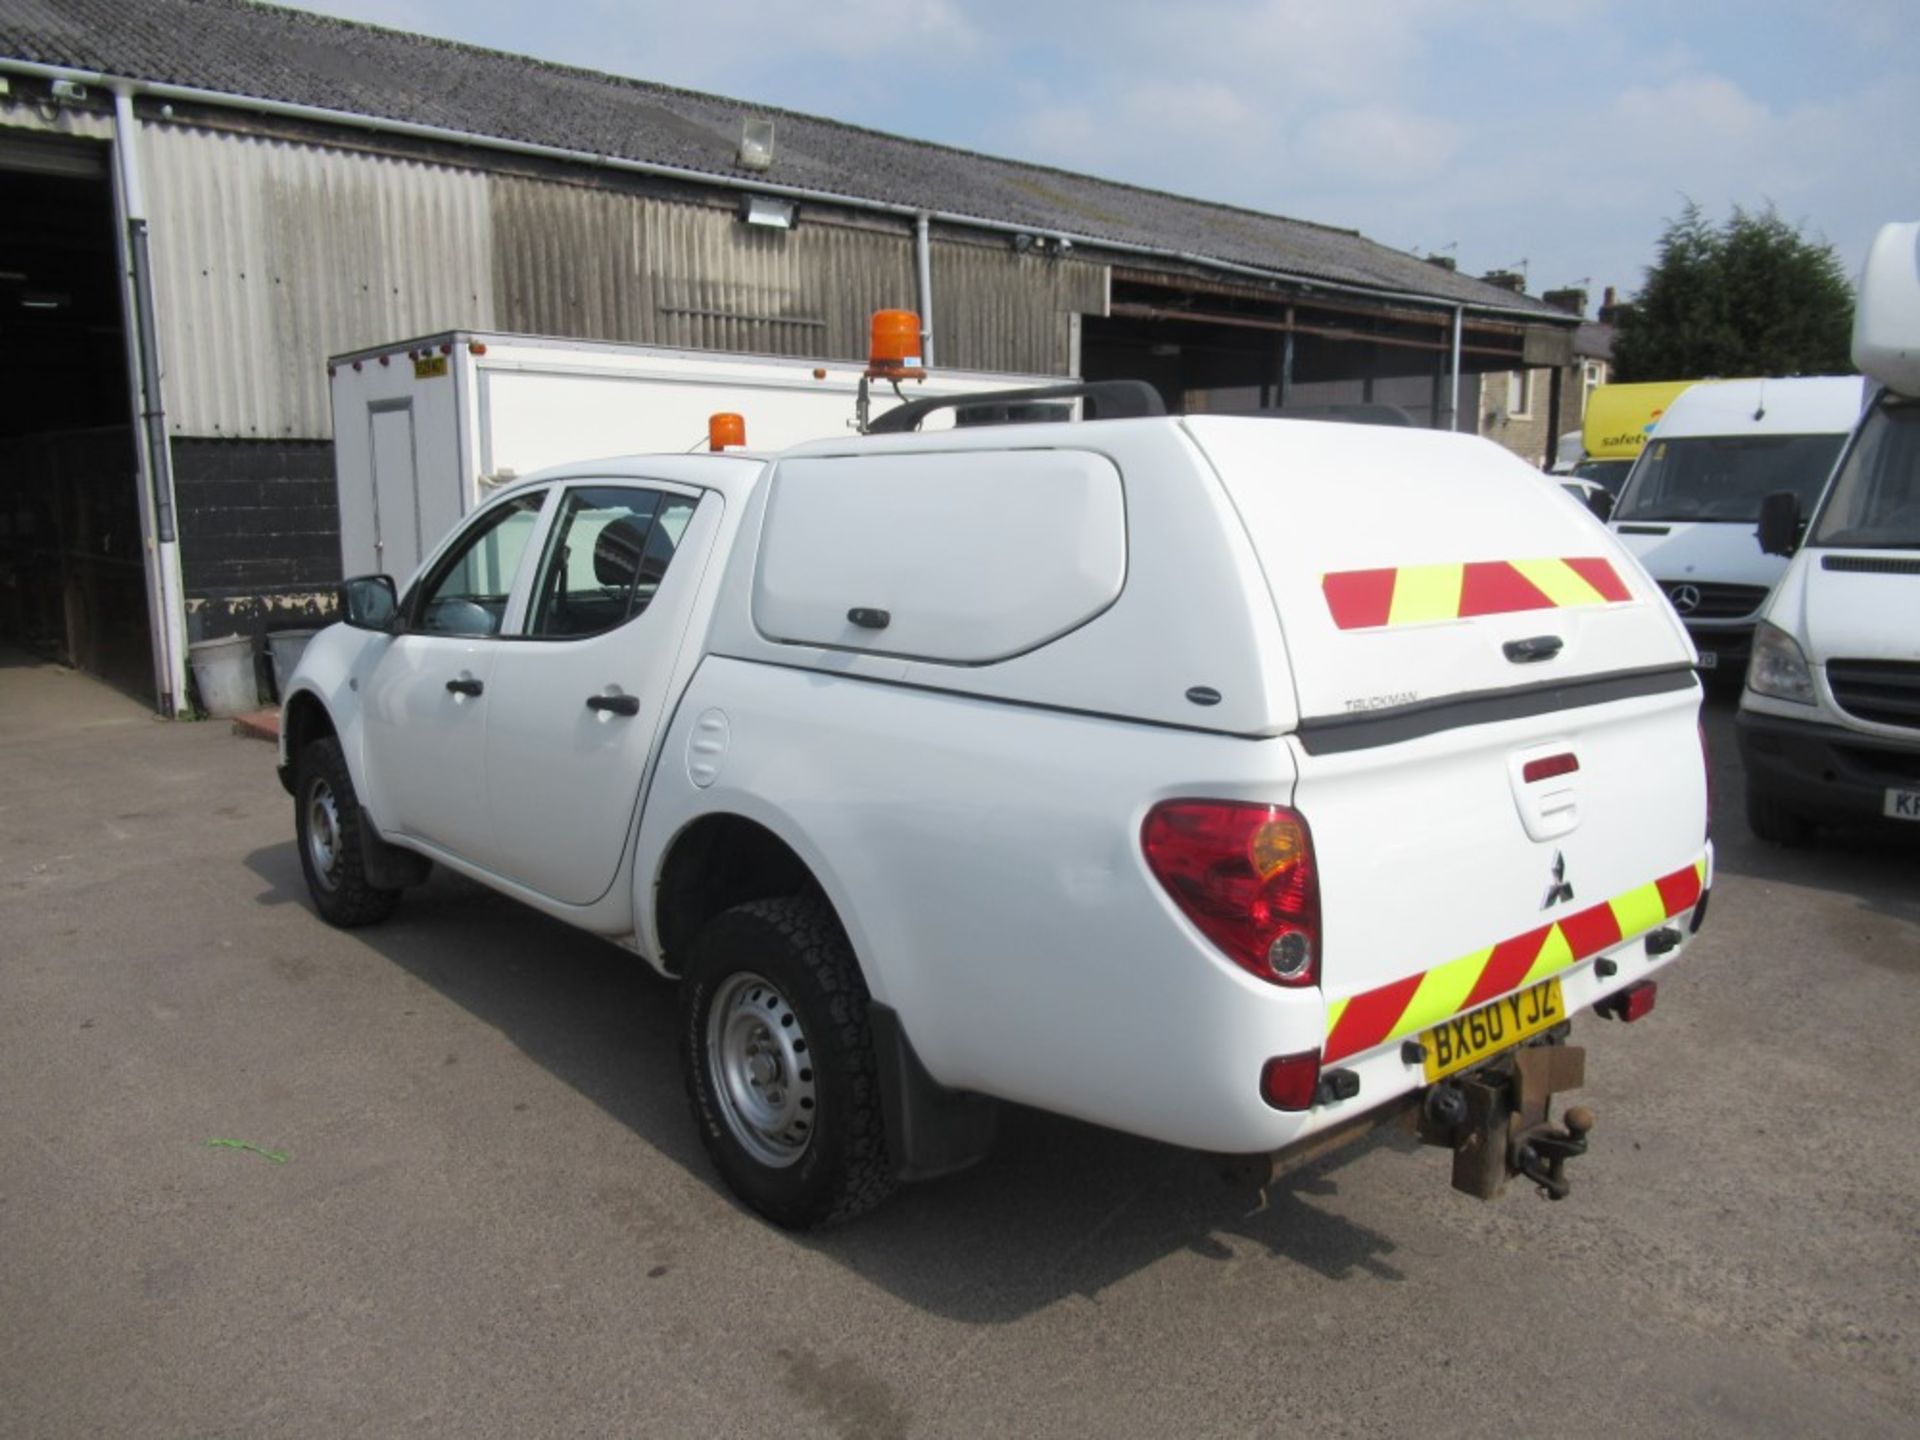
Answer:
328, 331, 1061, 582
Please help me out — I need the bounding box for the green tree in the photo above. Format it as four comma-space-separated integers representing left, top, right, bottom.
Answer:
1612, 203, 1854, 381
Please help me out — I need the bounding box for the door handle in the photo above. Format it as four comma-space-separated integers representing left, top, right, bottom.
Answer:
1503, 635, 1564, 664
586, 692, 640, 717
445, 675, 484, 697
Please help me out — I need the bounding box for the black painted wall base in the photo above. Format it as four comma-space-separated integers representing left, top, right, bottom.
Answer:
174, 437, 342, 648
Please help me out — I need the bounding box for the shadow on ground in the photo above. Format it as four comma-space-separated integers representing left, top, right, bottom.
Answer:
245, 837, 1407, 1323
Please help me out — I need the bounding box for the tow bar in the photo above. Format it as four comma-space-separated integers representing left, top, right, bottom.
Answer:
1215, 1033, 1594, 1212
1417, 1036, 1593, 1201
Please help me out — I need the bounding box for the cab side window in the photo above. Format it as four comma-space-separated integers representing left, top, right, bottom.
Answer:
529, 486, 698, 638
414, 490, 546, 636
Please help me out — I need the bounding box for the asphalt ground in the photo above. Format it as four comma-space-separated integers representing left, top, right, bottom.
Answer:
3, 649, 1917, 1439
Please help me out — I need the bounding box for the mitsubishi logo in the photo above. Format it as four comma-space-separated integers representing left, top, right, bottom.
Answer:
1542, 851, 1575, 909
1668, 583, 1702, 615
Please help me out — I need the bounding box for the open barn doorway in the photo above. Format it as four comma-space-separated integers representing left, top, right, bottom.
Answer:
0, 132, 152, 702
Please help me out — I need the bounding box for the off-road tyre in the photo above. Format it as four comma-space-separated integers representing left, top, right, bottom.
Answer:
1745, 785, 1815, 848
294, 737, 402, 927
679, 896, 897, 1229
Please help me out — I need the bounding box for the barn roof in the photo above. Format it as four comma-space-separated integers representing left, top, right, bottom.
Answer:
0, 0, 1569, 320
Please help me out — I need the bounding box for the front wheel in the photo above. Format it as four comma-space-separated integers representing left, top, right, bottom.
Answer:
294, 737, 401, 926
679, 897, 896, 1229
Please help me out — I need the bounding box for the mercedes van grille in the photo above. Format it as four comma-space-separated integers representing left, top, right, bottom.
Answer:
1662, 581, 1768, 620
1827, 659, 1920, 731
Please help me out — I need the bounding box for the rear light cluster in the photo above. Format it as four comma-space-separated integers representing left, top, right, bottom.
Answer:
1141, 800, 1321, 987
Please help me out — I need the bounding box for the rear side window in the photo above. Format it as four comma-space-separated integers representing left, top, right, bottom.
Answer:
528, 485, 698, 638
753, 450, 1127, 664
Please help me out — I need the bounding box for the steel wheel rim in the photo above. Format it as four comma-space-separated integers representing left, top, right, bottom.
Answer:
705, 971, 817, 1169
305, 777, 343, 892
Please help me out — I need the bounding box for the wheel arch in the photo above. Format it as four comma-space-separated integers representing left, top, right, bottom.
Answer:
283, 686, 336, 753
278, 687, 337, 796
654, 811, 830, 975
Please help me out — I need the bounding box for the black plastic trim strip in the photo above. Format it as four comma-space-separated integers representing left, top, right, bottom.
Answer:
1296, 664, 1700, 755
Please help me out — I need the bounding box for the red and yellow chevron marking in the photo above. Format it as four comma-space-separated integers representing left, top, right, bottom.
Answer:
1321, 556, 1632, 631
1322, 856, 1706, 1065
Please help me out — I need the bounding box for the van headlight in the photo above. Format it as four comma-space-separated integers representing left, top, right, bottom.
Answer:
1747, 621, 1816, 704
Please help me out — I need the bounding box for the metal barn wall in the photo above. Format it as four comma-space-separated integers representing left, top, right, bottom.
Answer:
141, 122, 496, 439
647, 202, 920, 360
141, 121, 1092, 443
489, 178, 921, 359
932, 240, 1106, 376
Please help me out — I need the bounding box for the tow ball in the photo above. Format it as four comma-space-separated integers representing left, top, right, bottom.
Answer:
1416, 1039, 1594, 1201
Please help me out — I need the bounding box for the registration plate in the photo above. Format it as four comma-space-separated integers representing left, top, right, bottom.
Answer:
1422, 978, 1565, 1083
1887, 788, 1920, 822
1695, 651, 1718, 670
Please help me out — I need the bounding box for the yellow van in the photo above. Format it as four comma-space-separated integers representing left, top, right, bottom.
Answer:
1578, 380, 1696, 492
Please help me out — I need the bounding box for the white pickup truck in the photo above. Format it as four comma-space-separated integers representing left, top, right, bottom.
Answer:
280, 384, 1713, 1228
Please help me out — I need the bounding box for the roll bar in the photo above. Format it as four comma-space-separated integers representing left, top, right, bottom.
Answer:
866, 380, 1167, 434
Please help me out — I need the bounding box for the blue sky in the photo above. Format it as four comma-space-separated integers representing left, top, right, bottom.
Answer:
288, 0, 1917, 313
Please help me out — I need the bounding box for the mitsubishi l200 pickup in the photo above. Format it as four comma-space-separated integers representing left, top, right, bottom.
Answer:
281, 385, 1712, 1227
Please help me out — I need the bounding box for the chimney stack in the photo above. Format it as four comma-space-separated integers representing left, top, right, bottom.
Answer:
1481, 269, 1526, 294
1542, 287, 1588, 316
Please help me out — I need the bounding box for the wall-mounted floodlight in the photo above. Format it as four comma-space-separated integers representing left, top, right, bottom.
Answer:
1012, 233, 1035, 254
739, 194, 796, 230
738, 117, 776, 171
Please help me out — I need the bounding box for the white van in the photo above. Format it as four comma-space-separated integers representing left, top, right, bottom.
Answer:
1737, 222, 1920, 843
1609, 375, 1865, 676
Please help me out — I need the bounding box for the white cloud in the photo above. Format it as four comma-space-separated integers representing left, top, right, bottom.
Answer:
1293, 104, 1464, 186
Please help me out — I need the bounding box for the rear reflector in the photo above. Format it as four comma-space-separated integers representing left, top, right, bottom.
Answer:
1523, 752, 1579, 783
1595, 979, 1657, 1022
1260, 1052, 1322, 1111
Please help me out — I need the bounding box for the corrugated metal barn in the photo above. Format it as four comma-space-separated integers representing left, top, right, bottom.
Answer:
0, 0, 1576, 715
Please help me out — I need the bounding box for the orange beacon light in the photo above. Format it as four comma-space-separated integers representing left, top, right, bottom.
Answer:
708, 412, 747, 451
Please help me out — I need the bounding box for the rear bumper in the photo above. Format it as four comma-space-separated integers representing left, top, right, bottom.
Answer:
1735, 707, 1920, 827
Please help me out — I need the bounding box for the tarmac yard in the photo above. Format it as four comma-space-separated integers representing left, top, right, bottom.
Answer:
3, 650, 1917, 1438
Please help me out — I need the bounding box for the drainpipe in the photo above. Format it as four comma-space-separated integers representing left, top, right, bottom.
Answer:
1447, 305, 1464, 432
111, 86, 188, 715
914, 213, 935, 367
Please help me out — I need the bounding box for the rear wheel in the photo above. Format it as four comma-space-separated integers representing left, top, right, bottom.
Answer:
679, 897, 896, 1229
1745, 786, 1815, 848
294, 737, 401, 926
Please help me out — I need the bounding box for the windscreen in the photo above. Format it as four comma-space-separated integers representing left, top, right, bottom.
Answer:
1614, 433, 1845, 523
1809, 398, 1920, 548
1571, 458, 1632, 494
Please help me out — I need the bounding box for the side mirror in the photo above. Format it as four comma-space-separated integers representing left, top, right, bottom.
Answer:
339, 574, 400, 631
1585, 488, 1615, 523
1756, 490, 1801, 557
